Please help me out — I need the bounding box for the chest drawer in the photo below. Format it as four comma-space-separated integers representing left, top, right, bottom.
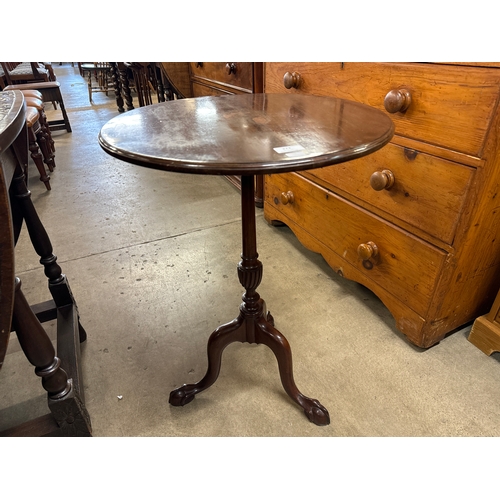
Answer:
191, 82, 246, 96
265, 171, 447, 316
302, 143, 474, 245
265, 62, 500, 157
190, 62, 254, 92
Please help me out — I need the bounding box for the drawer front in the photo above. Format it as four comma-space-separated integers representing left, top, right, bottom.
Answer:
190, 62, 254, 91
302, 143, 474, 245
265, 62, 500, 157
265, 172, 447, 316
191, 82, 246, 97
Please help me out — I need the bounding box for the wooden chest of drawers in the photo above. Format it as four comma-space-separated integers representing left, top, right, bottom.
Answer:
189, 62, 263, 96
263, 62, 500, 348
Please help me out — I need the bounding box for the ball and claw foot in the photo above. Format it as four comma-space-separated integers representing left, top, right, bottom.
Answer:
303, 399, 330, 426
169, 385, 198, 406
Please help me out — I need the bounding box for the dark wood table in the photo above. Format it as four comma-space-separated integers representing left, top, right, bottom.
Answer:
98, 93, 394, 426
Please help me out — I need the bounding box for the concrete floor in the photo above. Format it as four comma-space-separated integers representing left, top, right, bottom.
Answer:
1, 63, 500, 437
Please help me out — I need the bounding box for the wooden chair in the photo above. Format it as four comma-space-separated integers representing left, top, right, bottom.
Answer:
26, 106, 52, 190
126, 62, 161, 107
80, 62, 112, 104
25, 95, 56, 160
0, 65, 7, 90
107, 63, 166, 113
4, 81, 72, 133
0, 62, 55, 84
109, 62, 136, 112
0, 90, 91, 436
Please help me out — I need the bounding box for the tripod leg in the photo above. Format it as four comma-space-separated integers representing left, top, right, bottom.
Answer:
169, 315, 246, 406
256, 318, 330, 426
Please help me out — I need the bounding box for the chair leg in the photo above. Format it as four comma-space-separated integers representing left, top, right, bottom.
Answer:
28, 125, 51, 190
35, 126, 56, 172
86, 70, 94, 104
12, 277, 71, 400
11, 277, 92, 436
40, 108, 56, 153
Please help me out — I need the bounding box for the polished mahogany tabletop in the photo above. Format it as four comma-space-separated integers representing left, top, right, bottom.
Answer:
98, 93, 394, 174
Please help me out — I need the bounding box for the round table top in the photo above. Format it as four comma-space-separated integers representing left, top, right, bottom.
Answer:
99, 93, 394, 176
0, 90, 25, 155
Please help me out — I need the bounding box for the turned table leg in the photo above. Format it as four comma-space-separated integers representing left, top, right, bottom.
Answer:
12, 278, 92, 435
10, 170, 85, 326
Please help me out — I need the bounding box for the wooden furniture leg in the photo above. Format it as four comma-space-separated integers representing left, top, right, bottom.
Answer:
117, 63, 134, 111
24, 94, 56, 155
26, 108, 51, 189
12, 277, 71, 401
10, 170, 85, 330
1, 168, 91, 436
29, 106, 56, 173
468, 287, 500, 355
109, 62, 125, 113
10, 277, 91, 436
169, 175, 330, 426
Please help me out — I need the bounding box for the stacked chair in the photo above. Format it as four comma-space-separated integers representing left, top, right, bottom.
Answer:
24, 92, 56, 190
1, 62, 74, 189
0, 62, 55, 84
1, 62, 72, 133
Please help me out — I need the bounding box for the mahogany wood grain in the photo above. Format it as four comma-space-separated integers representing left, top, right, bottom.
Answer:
98, 94, 394, 176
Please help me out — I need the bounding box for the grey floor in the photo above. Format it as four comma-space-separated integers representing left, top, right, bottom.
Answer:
1, 63, 500, 438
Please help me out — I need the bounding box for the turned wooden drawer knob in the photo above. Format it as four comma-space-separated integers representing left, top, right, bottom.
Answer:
357, 241, 378, 260
283, 72, 301, 89
370, 169, 395, 191
384, 88, 412, 113
226, 63, 236, 75
280, 191, 294, 205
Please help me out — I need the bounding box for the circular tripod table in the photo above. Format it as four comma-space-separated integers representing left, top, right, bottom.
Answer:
99, 93, 394, 426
